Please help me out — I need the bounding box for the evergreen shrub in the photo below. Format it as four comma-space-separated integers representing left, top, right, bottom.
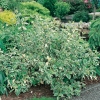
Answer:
0, 10, 16, 25
37, 0, 57, 16
89, 18, 100, 50
73, 11, 91, 22
88, 18, 100, 77
19, 1, 50, 23
66, 0, 92, 14
20, 1, 50, 16
54, 1, 70, 19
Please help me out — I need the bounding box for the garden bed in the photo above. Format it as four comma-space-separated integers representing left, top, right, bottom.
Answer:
1, 77, 100, 100
1, 85, 53, 100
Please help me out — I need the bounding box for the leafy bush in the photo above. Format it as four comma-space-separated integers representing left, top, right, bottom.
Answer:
0, 0, 8, 9
20, 1, 50, 16
0, 70, 7, 95
0, 24, 39, 95
89, 18, 100, 50
0, 0, 19, 11
19, 1, 50, 23
54, 2, 70, 19
88, 18, 100, 76
66, 0, 93, 14
96, 7, 100, 12
0, 15, 98, 99
37, 0, 57, 16
0, 10, 16, 25
73, 11, 91, 22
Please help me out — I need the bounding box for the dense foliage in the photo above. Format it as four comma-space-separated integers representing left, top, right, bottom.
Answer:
19, 1, 50, 23
66, 0, 92, 14
0, 15, 98, 99
89, 18, 100, 50
73, 11, 91, 22
0, 0, 19, 11
37, 0, 57, 16
37, 0, 70, 18
0, 10, 16, 25
88, 17, 100, 77
54, 1, 70, 19
20, 1, 50, 16
0, 0, 99, 99
91, 0, 100, 8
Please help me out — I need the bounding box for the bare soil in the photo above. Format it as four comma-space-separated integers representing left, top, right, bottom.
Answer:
84, 76, 100, 85
1, 85, 53, 100
1, 77, 100, 100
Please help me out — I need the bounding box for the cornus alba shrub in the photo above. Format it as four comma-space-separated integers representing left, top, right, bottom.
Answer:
0, 15, 99, 99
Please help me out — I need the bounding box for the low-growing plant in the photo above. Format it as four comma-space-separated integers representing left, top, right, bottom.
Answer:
0, 15, 98, 99
0, 10, 16, 25
54, 1, 70, 19
73, 11, 91, 22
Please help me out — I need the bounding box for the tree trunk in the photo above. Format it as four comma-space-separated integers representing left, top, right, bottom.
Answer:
93, 5, 96, 20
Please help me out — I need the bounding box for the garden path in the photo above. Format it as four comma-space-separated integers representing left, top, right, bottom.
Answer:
71, 83, 100, 100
